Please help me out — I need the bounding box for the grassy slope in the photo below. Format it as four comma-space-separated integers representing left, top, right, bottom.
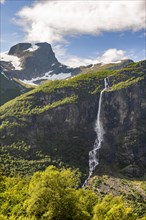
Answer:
87, 174, 146, 218
0, 60, 145, 119
0, 60, 146, 218
0, 69, 113, 119
0, 74, 22, 105
0, 73, 34, 106
0, 60, 145, 177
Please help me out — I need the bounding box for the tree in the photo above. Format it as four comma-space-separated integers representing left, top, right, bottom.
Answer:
24, 165, 91, 219
0, 176, 29, 218
92, 194, 138, 220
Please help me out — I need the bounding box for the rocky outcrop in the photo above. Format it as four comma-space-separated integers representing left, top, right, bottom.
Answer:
0, 42, 80, 82
8, 43, 32, 56
0, 60, 145, 178
0, 73, 22, 105
99, 77, 146, 177
0, 90, 99, 176
0, 42, 134, 86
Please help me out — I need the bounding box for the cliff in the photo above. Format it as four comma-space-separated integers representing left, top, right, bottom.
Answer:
0, 60, 145, 179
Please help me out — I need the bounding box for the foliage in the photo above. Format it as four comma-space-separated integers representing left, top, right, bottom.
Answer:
110, 76, 144, 91
0, 60, 146, 178
0, 165, 143, 220
0, 73, 22, 106
0, 61, 146, 219
0, 60, 145, 119
92, 194, 138, 220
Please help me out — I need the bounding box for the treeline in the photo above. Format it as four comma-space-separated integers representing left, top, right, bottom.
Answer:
0, 166, 145, 220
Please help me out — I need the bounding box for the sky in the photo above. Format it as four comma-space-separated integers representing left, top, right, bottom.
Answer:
0, 0, 146, 67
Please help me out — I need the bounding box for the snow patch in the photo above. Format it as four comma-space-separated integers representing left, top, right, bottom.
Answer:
26, 44, 39, 52
101, 60, 122, 65
19, 72, 71, 85
45, 70, 53, 76
91, 64, 95, 69
0, 52, 22, 70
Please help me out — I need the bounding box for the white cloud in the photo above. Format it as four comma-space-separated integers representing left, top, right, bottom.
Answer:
99, 48, 127, 64
62, 56, 98, 68
53, 47, 127, 67
0, 0, 5, 4
16, 0, 145, 44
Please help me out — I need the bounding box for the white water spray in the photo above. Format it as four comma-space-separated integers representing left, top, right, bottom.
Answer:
83, 78, 109, 187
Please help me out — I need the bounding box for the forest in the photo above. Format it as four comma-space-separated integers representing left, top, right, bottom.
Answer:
0, 166, 145, 220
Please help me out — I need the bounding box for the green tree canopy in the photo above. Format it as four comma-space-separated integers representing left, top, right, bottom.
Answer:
92, 194, 138, 220
24, 165, 92, 219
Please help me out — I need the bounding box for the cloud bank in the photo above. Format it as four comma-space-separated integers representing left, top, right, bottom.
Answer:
16, 0, 145, 43
53, 47, 127, 67
14, 0, 145, 67
0, 0, 5, 4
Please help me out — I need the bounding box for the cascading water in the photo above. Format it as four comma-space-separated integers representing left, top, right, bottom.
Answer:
83, 78, 109, 187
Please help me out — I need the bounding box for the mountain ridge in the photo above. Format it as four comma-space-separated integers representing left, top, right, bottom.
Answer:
0, 60, 145, 178
0, 42, 134, 85
0, 42, 80, 83
0, 42, 135, 106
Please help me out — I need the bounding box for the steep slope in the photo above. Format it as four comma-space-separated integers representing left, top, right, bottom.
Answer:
80, 59, 134, 73
0, 72, 21, 105
0, 58, 37, 105
0, 42, 80, 84
0, 42, 135, 107
0, 70, 35, 106
87, 174, 146, 218
0, 60, 145, 179
0, 42, 134, 86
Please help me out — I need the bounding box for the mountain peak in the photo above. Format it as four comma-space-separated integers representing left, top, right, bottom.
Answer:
0, 42, 80, 83
35, 42, 51, 47
8, 43, 32, 56
8, 42, 53, 56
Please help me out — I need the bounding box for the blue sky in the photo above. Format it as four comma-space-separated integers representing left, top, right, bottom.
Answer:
0, 0, 146, 67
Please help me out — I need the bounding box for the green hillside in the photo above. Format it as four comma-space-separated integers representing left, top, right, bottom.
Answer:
0, 60, 146, 219
0, 60, 145, 177
0, 61, 145, 118
0, 73, 35, 106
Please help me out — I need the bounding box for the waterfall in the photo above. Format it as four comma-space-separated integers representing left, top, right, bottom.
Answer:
83, 78, 109, 187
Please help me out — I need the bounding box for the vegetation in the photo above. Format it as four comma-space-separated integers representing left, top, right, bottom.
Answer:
0, 60, 145, 119
0, 73, 35, 106
0, 69, 113, 118
0, 165, 144, 220
0, 60, 145, 176
0, 73, 22, 106
0, 61, 146, 219
110, 76, 144, 91
88, 174, 146, 218
13, 78, 37, 89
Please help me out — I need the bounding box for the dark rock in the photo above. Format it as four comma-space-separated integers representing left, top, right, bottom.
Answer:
0, 60, 145, 178
99, 77, 146, 177
1, 42, 81, 82
121, 164, 144, 178
8, 43, 32, 55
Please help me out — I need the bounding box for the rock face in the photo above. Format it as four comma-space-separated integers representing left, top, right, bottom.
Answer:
0, 90, 98, 176
0, 42, 80, 82
0, 42, 134, 85
0, 60, 145, 178
8, 43, 32, 56
100, 77, 146, 177
0, 73, 22, 105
